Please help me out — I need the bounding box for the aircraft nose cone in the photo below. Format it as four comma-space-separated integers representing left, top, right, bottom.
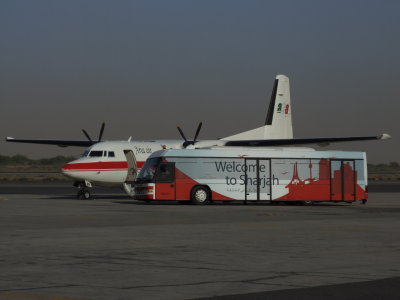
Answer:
61, 162, 78, 179
61, 163, 70, 176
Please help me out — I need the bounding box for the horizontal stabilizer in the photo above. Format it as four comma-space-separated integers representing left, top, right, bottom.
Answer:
380, 133, 392, 140
5, 137, 95, 147
223, 134, 391, 147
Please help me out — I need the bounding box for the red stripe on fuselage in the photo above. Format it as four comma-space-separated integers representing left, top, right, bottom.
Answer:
62, 161, 146, 172
63, 161, 128, 171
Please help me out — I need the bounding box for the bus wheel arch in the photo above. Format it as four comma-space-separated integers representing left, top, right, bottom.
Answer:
301, 200, 314, 206
190, 185, 211, 205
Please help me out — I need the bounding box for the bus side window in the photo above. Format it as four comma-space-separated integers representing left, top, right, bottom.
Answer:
155, 163, 175, 183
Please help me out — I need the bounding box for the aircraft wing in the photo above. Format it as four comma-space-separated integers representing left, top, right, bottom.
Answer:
223, 134, 391, 147
5, 137, 95, 147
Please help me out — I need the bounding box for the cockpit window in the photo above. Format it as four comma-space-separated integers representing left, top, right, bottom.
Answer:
82, 150, 89, 157
89, 151, 103, 157
108, 151, 115, 157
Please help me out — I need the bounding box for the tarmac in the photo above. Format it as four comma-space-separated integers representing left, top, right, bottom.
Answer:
0, 182, 399, 300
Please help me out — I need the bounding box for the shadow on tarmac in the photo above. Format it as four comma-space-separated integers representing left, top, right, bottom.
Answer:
194, 277, 400, 300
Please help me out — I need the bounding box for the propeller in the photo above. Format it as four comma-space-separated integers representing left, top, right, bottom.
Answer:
81, 129, 93, 142
98, 122, 105, 141
177, 122, 202, 148
82, 122, 106, 144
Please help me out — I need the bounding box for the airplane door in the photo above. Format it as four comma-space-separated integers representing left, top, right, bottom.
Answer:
245, 159, 271, 201
155, 162, 175, 200
330, 160, 356, 201
124, 150, 137, 182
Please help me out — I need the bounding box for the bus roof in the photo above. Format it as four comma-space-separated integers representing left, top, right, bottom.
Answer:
148, 148, 366, 160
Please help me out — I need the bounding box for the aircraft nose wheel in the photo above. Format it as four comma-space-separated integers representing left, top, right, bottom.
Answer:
77, 189, 91, 200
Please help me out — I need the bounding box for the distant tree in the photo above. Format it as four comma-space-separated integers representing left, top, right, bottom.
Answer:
0, 155, 77, 166
0, 155, 11, 165
9, 155, 31, 165
38, 156, 76, 165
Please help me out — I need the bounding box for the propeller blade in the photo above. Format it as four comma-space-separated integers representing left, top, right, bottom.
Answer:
98, 122, 105, 141
82, 129, 93, 142
177, 126, 188, 142
193, 122, 202, 143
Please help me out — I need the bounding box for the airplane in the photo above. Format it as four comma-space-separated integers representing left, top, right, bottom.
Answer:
6, 75, 391, 199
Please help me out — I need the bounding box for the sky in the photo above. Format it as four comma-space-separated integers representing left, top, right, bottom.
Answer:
0, 0, 399, 163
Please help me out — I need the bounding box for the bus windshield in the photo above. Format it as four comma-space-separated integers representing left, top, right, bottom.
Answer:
136, 158, 160, 183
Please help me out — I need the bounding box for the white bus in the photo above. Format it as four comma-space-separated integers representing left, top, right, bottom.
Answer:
134, 148, 368, 205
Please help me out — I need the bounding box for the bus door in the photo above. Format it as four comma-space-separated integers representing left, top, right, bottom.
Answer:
245, 159, 271, 201
330, 160, 356, 201
155, 162, 176, 200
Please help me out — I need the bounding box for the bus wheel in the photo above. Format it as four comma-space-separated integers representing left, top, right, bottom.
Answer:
302, 200, 314, 206
191, 186, 210, 205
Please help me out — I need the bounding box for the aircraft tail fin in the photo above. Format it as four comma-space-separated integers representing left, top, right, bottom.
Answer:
222, 74, 293, 141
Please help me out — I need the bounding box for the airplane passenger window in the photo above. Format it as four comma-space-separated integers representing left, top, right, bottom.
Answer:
108, 151, 115, 157
89, 151, 103, 157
